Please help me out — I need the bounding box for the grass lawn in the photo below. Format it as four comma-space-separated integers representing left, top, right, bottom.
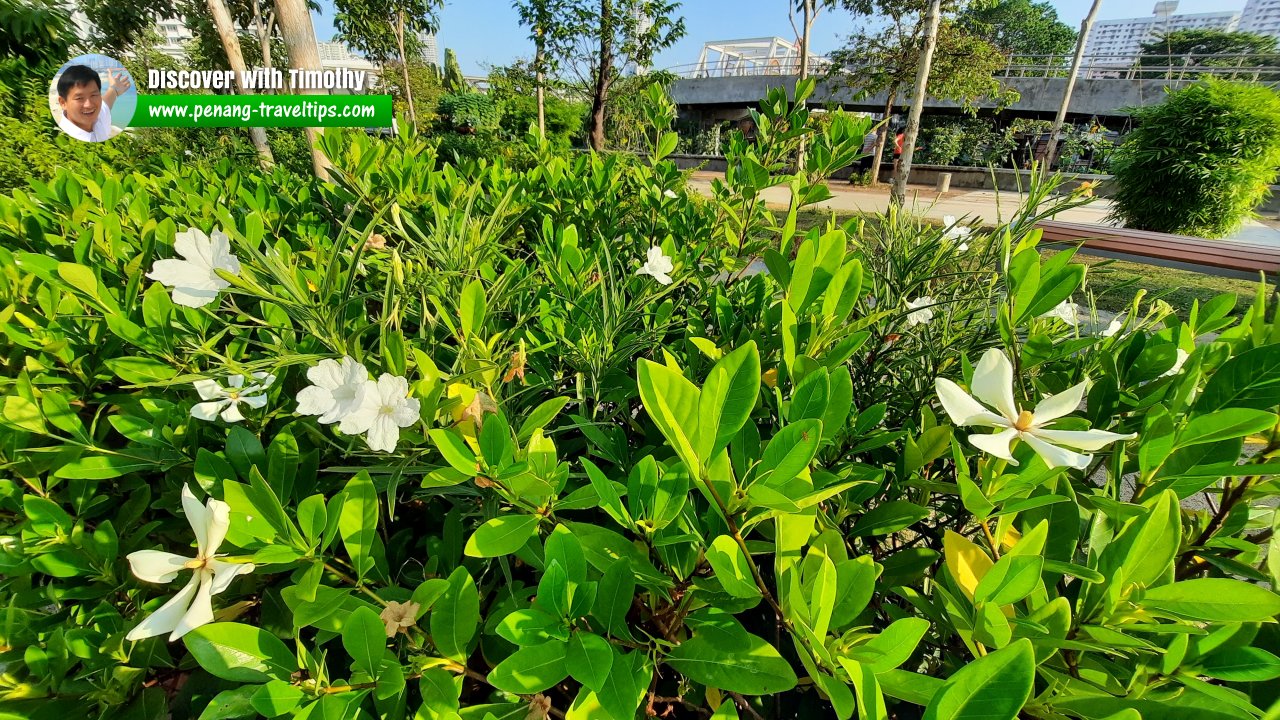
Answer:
782, 209, 1268, 319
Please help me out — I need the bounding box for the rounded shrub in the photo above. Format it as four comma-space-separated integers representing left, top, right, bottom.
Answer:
1109, 78, 1280, 237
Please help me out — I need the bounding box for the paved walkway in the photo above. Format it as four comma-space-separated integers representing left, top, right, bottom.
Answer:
687, 171, 1280, 247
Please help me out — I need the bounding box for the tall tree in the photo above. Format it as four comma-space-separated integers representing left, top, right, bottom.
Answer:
553, 0, 685, 151
334, 0, 441, 128
832, 0, 1010, 186
891, 0, 941, 206
1042, 0, 1100, 172
206, 0, 274, 168
275, 0, 330, 178
1139, 29, 1280, 70
956, 0, 1075, 60
514, 0, 577, 139
442, 48, 467, 92
78, 0, 177, 55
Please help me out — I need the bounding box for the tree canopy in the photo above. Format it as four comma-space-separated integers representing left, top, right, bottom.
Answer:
956, 0, 1076, 59
1139, 29, 1280, 68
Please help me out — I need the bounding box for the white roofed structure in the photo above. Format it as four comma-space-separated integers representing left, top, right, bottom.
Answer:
692, 37, 826, 78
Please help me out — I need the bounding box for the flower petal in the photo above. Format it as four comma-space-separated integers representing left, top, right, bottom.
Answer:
193, 379, 227, 401
1030, 381, 1088, 426
170, 571, 215, 640
127, 550, 191, 584
971, 349, 1019, 422
203, 498, 232, 556
219, 402, 245, 423
208, 560, 255, 595
170, 285, 222, 308
126, 573, 199, 642
240, 393, 269, 410
968, 427, 1021, 464
392, 397, 422, 427
174, 228, 211, 266
182, 485, 209, 551
190, 400, 228, 421
147, 259, 220, 292
296, 385, 336, 418
366, 414, 400, 453
1023, 434, 1092, 470
1033, 428, 1136, 452
935, 378, 1007, 428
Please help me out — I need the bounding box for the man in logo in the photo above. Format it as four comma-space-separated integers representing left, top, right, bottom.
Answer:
55, 64, 131, 142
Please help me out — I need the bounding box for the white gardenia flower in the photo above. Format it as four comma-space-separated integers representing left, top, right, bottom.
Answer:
125, 485, 254, 642
1161, 349, 1190, 378
296, 356, 371, 424
1101, 318, 1124, 337
191, 372, 275, 423
935, 348, 1136, 470
146, 228, 241, 308
906, 296, 935, 326
342, 374, 422, 452
663, 189, 678, 199
636, 246, 674, 286
942, 215, 972, 248
1040, 300, 1081, 326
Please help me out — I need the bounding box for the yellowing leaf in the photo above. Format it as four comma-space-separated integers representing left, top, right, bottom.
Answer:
1001, 527, 1021, 550
944, 530, 994, 601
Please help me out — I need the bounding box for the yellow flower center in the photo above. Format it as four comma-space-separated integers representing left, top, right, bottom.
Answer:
1013, 410, 1036, 432
184, 556, 209, 570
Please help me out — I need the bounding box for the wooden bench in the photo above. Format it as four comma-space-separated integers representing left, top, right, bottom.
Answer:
1035, 220, 1280, 280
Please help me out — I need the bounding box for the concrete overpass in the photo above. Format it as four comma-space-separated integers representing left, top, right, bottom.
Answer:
667, 54, 1280, 121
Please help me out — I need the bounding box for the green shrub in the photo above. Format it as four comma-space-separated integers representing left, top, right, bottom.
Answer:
2, 82, 1280, 720
1109, 78, 1280, 237
439, 92, 499, 133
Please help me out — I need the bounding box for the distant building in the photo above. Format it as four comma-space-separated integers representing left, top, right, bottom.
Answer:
317, 41, 380, 91
1083, 2, 1242, 64
416, 30, 440, 67
154, 17, 194, 61
1241, 0, 1280, 37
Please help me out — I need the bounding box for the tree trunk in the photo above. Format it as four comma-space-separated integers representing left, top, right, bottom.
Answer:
535, 39, 546, 139
587, 0, 613, 151
869, 93, 894, 187
395, 10, 418, 129
794, 0, 814, 173
207, 0, 274, 169
251, 0, 273, 68
274, 0, 330, 179
1043, 0, 1102, 174
891, 0, 942, 207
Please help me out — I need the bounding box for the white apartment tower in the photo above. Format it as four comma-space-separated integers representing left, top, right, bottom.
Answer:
416, 31, 440, 67
1083, 2, 1242, 63
1241, 0, 1280, 37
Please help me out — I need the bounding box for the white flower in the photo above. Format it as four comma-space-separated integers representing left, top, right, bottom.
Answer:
906, 296, 935, 326
636, 246, 674, 286
191, 372, 275, 423
1040, 300, 1081, 326
1161, 349, 1190, 378
663, 189, 678, 199
341, 374, 422, 452
1101, 318, 1124, 337
125, 485, 254, 642
296, 356, 370, 424
942, 215, 972, 248
935, 349, 1135, 470
146, 228, 241, 308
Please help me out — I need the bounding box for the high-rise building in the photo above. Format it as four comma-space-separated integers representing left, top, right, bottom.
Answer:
154, 17, 194, 60
1083, 2, 1242, 64
417, 31, 440, 67
1241, 0, 1280, 37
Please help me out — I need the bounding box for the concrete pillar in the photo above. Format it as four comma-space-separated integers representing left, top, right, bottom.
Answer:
936, 172, 952, 193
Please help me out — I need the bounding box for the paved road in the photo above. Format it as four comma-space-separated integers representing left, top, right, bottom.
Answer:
687, 171, 1280, 247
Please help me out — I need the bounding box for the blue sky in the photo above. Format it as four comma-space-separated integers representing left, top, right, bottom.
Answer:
310, 0, 1248, 76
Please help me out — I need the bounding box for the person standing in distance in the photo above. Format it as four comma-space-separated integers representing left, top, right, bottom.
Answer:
55, 65, 131, 142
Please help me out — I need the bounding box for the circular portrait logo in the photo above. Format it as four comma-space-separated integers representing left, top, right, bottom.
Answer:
49, 54, 136, 142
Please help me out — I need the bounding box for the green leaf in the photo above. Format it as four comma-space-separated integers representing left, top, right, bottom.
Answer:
705, 535, 762, 600
1195, 345, 1280, 413
850, 501, 929, 537
789, 369, 830, 423
1195, 647, 1280, 682
431, 567, 479, 664
665, 611, 797, 695
2, 395, 45, 434
518, 397, 570, 442
103, 356, 176, 385
846, 617, 930, 674
974, 555, 1043, 606
698, 342, 760, 460
592, 561, 636, 642
338, 472, 379, 582
250, 680, 305, 717
1140, 579, 1280, 621
923, 639, 1034, 720
757, 419, 822, 486
297, 494, 328, 546
341, 606, 386, 676
429, 429, 479, 476
464, 515, 540, 558
183, 622, 297, 683
226, 426, 266, 480
459, 279, 486, 338
637, 359, 702, 471
1177, 408, 1276, 447
567, 632, 614, 692
487, 640, 569, 694
198, 687, 257, 720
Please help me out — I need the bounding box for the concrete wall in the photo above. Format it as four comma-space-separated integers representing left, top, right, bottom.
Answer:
671, 74, 1224, 118
669, 154, 1280, 215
